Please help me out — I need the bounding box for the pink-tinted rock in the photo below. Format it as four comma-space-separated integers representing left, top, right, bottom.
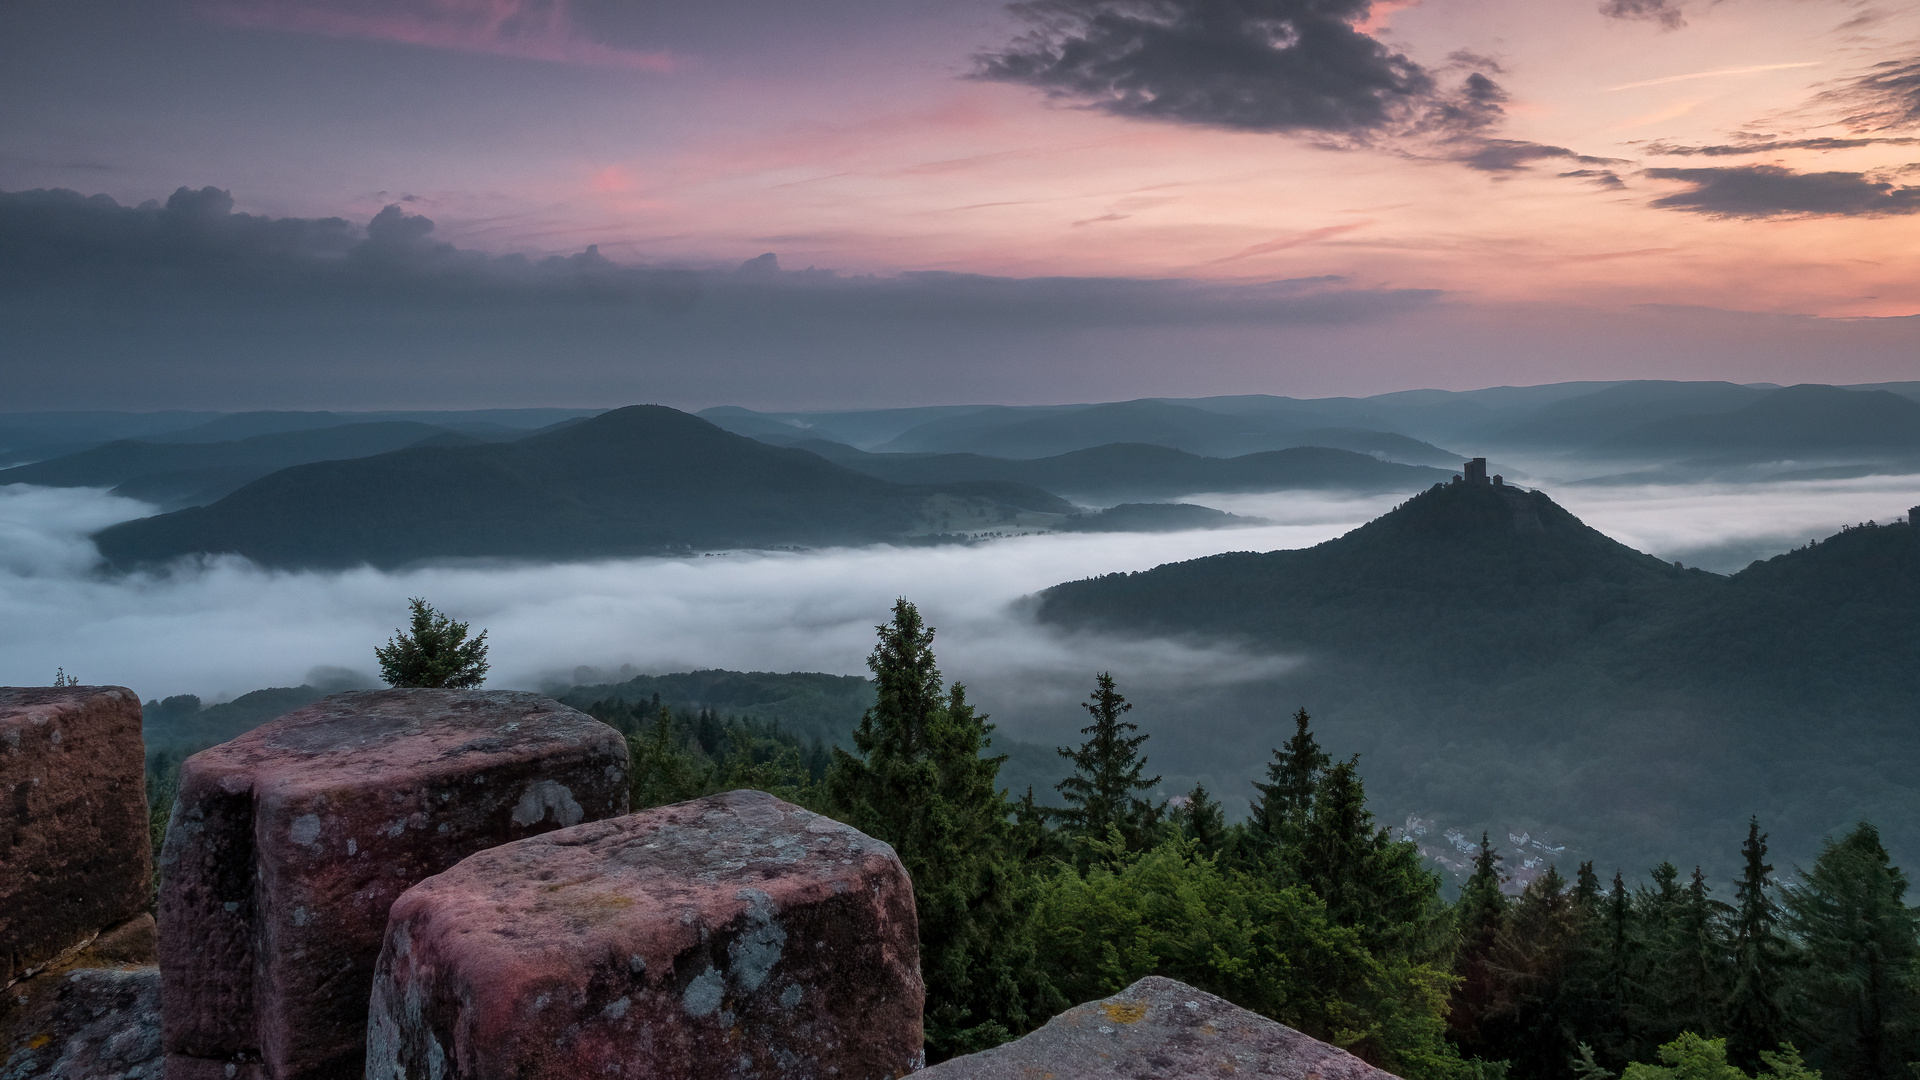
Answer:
1, 686, 151, 988
366, 789, 923, 1080
158, 689, 628, 1080
922, 976, 1403, 1080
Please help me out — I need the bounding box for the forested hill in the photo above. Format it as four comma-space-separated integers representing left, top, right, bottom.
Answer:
90, 406, 1072, 568
1036, 480, 1920, 873
1040, 480, 1709, 674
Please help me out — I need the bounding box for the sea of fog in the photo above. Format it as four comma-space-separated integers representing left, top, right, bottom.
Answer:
2, 476, 1915, 717
7, 472, 1912, 877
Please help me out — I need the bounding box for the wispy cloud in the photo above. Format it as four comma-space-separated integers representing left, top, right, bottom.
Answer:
203, 0, 680, 71
1209, 222, 1372, 264
1606, 62, 1821, 92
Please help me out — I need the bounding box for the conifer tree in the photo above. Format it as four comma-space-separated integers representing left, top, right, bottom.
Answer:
1491, 866, 1589, 1078
1634, 862, 1689, 1050
375, 597, 489, 688
1559, 862, 1618, 1065
1724, 819, 1789, 1072
1780, 822, 1920, 1080
1054, 672, 1163, 853
825, 600, 1049, 1057
1292, 758, 1445, 953
1599, 870, 1640, 1066
1449, 834, 1511, 1054
1249, 707, 1330, 849
1669, 867, 1731, 1040
1176, 782, 1227, 856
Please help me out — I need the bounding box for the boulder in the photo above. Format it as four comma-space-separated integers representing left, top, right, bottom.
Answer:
366, 789, 923, 1080
1, 965, 162, 1080
921, 976, 1403, 1080
158, 689, 628, 1080
1, 686, 151, 988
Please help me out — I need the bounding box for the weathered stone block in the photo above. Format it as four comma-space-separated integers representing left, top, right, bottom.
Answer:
1, 686, 151, 988
158, 689, 628, 1080
366, 789, 923, 1080
922, 976, 1403, 1080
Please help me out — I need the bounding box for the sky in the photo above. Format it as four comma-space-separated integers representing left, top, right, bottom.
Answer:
3, 0, 1919, 408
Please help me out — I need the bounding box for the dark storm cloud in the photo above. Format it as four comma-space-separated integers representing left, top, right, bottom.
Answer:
1641, 135, 1920, 156
1458, 139, 1628, 173
973, 0, 1505, 139
1644, 164, 1920, 218
0, 185, 1440, 407
1597, 0, 1684, 30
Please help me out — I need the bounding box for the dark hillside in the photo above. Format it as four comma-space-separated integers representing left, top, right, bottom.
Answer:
1640, 518, 1920, 710
1035, 483, 1920, 875
1039, 479, 1696, 673
0, 421, 458, 508
91, 406, 1015, 568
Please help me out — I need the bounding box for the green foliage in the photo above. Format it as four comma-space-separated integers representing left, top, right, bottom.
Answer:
1726, 819, 1790, 1071
1054, 672, 1163, 855
1781, 824, 1920, 1080
1622, 1033, 1755, 1080
1615, 1033, 1822, 1080
374, 597, 489, 688
1249, 707, 1330, 850
144, 748, 186, 903
1175, 783, 1228, 857
824, 600, 1051, 1060
1029, 832, 1472, 1080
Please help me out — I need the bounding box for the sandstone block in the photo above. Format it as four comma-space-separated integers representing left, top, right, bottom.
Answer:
1, 686, 151, 988
922, 976, 1403, 1080
158, 689, 627, 1080
366, 789, 923, 1080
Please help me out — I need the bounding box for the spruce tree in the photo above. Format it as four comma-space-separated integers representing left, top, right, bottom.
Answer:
1054, 672, 1163, 853
1176, 782, 1227, 856
1725, 819, 1789, 1072
1780, 822, 1920, 1080
1292, 758, 1444, 952
1670, 866, 1731, 1040
1249, 707, 1330, 849
374, 597, 489, 688
1449, 833, 1511, 1054
825, 600, 1049, 1057
1598, 870, 1640, 1067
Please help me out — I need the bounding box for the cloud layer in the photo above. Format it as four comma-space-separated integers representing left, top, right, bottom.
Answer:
1646, 164, 1920, 218
974, 0, 1503, 139
203, 0, 680, 70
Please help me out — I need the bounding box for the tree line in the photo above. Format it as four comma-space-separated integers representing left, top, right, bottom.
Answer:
138, 597, 1917, 1078
604, 599, 1920, 1080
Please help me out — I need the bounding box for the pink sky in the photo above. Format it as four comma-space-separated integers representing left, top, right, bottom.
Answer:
2, 0, 1916, 403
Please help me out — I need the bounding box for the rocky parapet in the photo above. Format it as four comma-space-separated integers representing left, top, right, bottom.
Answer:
158, 689, 628, 1080
923, 976, 1403, 1080
1, 686, 151, 989
366, 789, 923, 1080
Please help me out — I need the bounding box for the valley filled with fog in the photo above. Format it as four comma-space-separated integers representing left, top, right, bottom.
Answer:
4, 469, 1914, 879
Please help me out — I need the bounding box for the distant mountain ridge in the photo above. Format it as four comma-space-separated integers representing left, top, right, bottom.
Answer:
0, 421, 468, 510
90, 406, 1099, 568
768, 440, 1453, 501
